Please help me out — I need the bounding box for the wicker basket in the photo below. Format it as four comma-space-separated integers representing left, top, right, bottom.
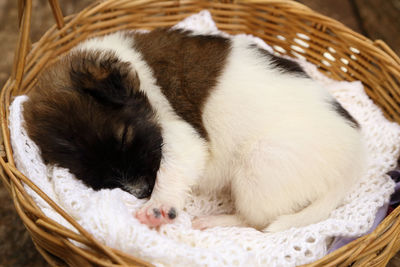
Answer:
1, 0, 400, 266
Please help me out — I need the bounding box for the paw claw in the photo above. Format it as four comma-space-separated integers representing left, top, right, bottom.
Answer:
168, 207, 177, 219
153, 208, 161, 218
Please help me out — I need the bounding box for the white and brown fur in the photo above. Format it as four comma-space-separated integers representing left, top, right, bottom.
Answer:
23, 28, 366, 232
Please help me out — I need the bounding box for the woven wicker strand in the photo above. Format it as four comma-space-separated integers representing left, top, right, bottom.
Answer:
1, 0, 400, 266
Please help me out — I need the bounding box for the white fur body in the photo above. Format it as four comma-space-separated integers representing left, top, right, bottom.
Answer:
75, 32, 365, 232
199, 36, 365, 231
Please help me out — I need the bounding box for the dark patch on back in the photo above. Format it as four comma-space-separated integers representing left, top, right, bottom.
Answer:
252, 45, 308, 77
331, 100, 360, 129
132, 29, 231, 139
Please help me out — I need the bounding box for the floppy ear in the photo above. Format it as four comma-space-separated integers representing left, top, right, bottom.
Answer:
69, 51, 140, 106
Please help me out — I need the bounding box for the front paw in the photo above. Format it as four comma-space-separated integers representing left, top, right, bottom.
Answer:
135, 200, 177, 227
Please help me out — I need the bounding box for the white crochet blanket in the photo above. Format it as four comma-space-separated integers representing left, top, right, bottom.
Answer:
9, 11, 400, 267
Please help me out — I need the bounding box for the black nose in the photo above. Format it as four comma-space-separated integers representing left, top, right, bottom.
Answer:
131, 185, 152, 199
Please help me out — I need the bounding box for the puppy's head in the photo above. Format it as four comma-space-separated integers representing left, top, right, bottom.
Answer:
23, 50, 162, 199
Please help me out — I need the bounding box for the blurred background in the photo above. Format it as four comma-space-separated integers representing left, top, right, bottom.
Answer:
0, 0, 399, 266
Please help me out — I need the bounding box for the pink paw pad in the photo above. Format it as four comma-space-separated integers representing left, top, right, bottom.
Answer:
135, 205, 177, 228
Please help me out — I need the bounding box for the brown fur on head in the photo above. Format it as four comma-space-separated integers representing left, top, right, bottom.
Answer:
23, 50, 163, 199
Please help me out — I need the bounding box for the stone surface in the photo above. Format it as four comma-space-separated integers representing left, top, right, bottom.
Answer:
354, 0, 400, 55
297, 0, 362, 33
0, 0, 399, 266
297, 0, 400, 55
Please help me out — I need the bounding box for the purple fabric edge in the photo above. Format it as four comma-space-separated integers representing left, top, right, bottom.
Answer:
327, 202, 389, 253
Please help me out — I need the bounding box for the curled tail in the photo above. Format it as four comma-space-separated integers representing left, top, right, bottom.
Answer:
264, 187, 345, 233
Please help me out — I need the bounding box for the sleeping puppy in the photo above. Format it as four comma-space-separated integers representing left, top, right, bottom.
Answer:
23, 28, 366, 232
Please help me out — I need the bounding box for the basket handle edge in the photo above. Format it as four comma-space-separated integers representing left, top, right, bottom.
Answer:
12, 0, 65, 93
374, 39, 400, 65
